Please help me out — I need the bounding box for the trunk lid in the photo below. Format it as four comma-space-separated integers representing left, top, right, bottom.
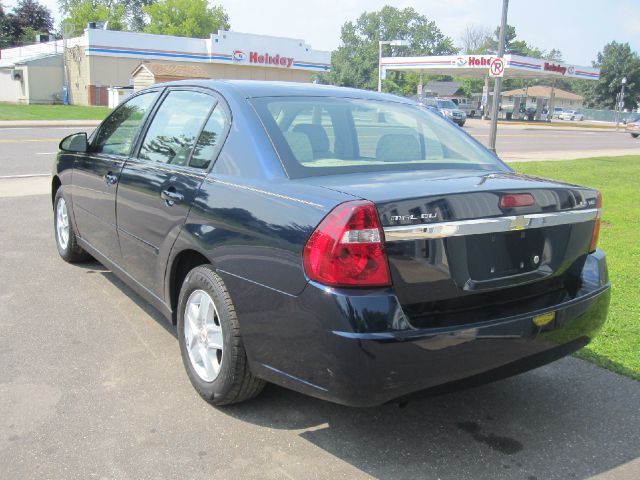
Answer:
301, 170, 600, 329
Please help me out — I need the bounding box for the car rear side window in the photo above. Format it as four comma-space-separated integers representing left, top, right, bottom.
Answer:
190, 106, 227, 170
139, 90, 216, 166
93, 91, 158, 156
252, 96, 506, 178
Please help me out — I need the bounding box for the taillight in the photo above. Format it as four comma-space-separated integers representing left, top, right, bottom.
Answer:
303, 200, 391, 287
589, 191, 603, 252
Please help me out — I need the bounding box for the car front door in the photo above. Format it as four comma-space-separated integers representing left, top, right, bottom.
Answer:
72, 91, 160, 261
115, 88, 229, 296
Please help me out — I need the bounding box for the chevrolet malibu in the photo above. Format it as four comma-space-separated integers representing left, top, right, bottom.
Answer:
52, 81, 610, 407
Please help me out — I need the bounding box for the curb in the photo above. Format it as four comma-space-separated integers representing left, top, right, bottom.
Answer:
497, 121, 616, 130
0, 120, 102, 128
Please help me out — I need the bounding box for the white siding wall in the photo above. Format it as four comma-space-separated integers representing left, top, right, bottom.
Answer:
0, 70, 25, 103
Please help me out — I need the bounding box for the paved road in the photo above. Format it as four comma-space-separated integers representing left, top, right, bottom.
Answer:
0, 122, 638, 177
465, 120, 639, 161
1, 178, 639, 479
0, 125, 96, 177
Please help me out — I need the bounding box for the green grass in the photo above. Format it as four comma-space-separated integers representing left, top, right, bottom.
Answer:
0, 102, 110, 121
514, 156, 640, 380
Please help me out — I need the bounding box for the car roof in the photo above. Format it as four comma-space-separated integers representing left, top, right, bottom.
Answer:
154, 79, 414, 104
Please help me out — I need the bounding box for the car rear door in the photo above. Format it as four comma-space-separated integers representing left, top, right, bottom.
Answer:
115, 88, 229, 296
72, 90, 159, 261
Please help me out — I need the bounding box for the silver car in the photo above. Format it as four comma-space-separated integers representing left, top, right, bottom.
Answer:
559, 110, 585, 121
424, 97, 467, 126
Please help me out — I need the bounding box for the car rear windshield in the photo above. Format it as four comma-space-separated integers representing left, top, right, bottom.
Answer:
250, 97, 506, 179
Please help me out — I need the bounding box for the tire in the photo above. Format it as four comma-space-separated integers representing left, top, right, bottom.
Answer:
632, 133, 639, 138
470, 110, 475, 118
177, 265, 265, 406
54, 188, 91, 263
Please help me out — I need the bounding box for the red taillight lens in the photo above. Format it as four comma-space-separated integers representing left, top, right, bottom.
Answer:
589, 191, 603, 252
499, 193, 535, 208
303, 200, 391, 287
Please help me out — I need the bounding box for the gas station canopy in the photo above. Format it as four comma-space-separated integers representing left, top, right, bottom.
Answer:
381, 53, 599, 80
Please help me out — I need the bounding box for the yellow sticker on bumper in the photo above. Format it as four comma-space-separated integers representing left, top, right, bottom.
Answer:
533, 311, 556, 327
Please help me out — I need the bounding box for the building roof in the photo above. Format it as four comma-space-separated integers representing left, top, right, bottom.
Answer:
501, 85, 583, 101
0, 52, 61, 69
424, 81, 461, 97
131, 62, 210, 79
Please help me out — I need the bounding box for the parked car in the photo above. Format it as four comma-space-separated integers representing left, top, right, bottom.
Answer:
424, 97, 467, 126
52, 81, 610, 407
418, 103, 447, 119
625, 114, 640, 138
551, 107, 565, 119
559, 110, 585, 121
452, 97, 478, 117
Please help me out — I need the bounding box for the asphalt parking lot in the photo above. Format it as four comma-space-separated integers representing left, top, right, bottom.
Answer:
1, 124, 639, 479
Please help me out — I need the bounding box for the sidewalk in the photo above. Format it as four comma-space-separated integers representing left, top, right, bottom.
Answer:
0, 119, 102, 128
502, 149, 640, 162
467, 118, 619, 132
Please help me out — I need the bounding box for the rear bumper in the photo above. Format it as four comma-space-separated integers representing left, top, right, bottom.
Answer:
226, 250, 610, 407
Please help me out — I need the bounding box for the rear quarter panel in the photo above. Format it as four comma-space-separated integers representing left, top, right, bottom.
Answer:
174, 174, 353, 296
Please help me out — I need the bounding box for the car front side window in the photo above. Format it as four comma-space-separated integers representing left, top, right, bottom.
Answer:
93, 92, 159, 156
138, 90, 216, 167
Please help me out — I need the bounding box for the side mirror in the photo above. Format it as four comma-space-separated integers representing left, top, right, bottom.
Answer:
59, 132, 88, 153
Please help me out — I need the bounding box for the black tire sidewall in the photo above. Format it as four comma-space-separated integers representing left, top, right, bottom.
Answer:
177, 266, 236, 402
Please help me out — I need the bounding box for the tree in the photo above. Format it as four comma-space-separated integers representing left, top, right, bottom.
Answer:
459, 24, 491, 54
0, 4, 9, 48
576, 42, 640, 110
482, 24, 548, 58
59, 0, 156, 32
328, 6, 456, 94
0, 0, 53, 46
127, 0, 156, 31
143, 0, 229, 38
59, 1, 127, 34
12, 0, 53, 32
483, 24, 517, 53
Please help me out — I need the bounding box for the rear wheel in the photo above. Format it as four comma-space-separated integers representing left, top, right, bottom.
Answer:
177, 265, 265, 405
631, 133, 639, 138
54, 189, 90, 263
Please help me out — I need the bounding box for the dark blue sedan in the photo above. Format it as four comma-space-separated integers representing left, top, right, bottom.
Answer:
52, 81, 610, 406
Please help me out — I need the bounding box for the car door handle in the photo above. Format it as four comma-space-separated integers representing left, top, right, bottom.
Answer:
104, 172, 118, 185
161, 188, 184, 206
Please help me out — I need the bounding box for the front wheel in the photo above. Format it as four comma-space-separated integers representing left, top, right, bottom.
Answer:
54, 189, 91, 263
177, 265, 265, 405
632, 133, 639, 138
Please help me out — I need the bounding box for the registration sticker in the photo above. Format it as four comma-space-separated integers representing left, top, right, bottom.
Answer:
533, 311, 556, 327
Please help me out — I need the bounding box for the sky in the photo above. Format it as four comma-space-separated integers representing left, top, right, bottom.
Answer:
6, 0, 640, 65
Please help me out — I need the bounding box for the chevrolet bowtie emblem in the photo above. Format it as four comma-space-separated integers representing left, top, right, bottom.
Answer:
510, 216, 530, 231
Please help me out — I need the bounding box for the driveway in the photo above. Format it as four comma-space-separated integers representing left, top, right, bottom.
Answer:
0, 176, 639, 479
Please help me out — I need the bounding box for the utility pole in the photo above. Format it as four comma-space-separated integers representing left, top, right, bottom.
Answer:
62, 22, 75, 105
616, 77, 627, 131
488, 0, 509, 152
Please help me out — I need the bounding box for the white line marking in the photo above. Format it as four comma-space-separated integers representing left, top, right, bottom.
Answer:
0, 173, 50, 179
35, 152, 57, 155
